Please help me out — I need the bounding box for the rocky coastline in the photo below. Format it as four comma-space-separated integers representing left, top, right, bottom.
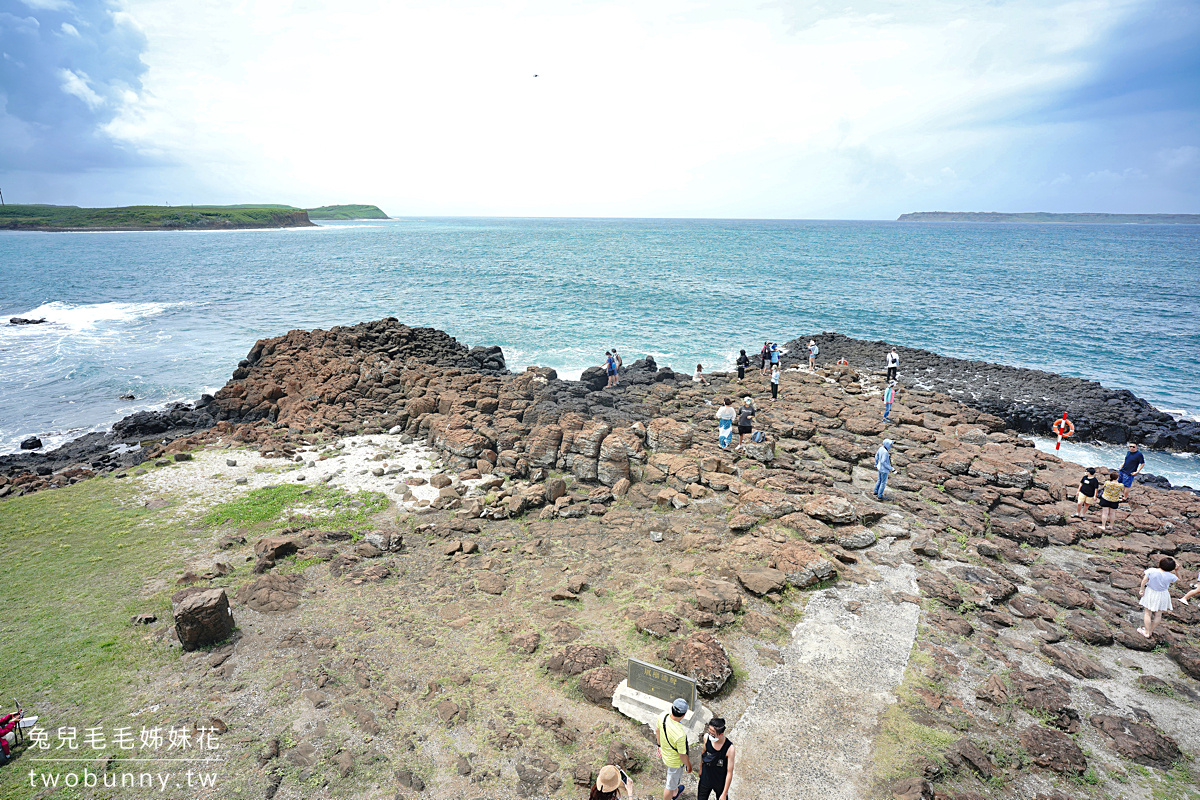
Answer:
4, 321, 1198, 498
783, 332, 1200, 453
2, 317, 1199, 799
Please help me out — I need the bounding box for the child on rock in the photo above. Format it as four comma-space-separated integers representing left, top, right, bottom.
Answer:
1138, 556, 1178, 638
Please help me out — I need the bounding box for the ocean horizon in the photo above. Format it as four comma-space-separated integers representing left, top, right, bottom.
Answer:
2, 216, 1198, 479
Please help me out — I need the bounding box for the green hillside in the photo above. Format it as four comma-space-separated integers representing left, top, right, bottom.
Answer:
0, 204, 313, 231
305, 204, 389, 219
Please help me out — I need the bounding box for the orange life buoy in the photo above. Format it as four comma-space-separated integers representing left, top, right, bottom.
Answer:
1052, 418, 1075, 437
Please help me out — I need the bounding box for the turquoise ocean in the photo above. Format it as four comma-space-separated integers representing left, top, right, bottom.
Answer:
2, 218, 1198, 483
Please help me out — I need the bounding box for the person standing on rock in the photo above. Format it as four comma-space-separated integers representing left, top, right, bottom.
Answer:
807, 339, 818, 371
1073, 467, 1099, 519
612, 349, 624, 384
882, 381, 899, 422
735, 397, 756, 450
716, 397, 736, 449
760, 342, 771, 375
696, 717, 735, 800
1137, 556, 1178, 638
769, 364, 780, 401
769, 343, 780, 373
1097, 470, 1123, 531
735, 349, 750, 382
657, 698, 693, 800
874, 439, 893, 500
604, 351, 618, 388
886, 348, 899, 382
1118, 442, 1145, 503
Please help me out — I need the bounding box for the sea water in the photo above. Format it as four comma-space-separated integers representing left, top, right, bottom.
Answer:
2, 217, 1198, 479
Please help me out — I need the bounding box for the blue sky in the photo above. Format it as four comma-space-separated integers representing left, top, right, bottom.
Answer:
1, 0, 1197, 218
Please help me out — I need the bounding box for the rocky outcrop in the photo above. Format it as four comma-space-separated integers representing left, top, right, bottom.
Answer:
173, 588, 234, 650
782, 332, 1200, 452
666, 632, 732, 696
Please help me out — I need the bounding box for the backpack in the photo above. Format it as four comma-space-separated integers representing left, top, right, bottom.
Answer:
751, 431, 765, 443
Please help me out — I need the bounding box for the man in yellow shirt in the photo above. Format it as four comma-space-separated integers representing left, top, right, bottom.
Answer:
656, 698, 693, 800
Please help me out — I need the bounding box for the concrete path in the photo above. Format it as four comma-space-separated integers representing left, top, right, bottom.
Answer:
728, 543, 919, 800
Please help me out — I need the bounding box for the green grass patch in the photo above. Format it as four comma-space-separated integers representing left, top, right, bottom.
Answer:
201, 483, 387, 536
0, 474, 196, 787
870, 703, 959, 784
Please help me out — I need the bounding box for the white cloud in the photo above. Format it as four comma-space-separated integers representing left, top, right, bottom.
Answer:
20, 0, 74, 10
58, 68, 105, 109
60, 21, 80, 36
86, 0, 1183, 215
1158, 145, 1199, 171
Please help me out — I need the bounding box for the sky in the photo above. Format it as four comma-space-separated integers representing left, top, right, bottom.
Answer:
1, 0, 1198, 219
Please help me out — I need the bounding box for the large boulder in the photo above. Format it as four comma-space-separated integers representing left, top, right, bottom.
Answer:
769, 542, 837, 588
946, 565, 1017, 604
695, 580, 743, 614
527, 426, 563, 468
1009, 671, 1079, 732
579, 666, 626, 706
802, 495, 857, 524
546, 644, 609, 676
236, 573, 304, 612
736, 567, 787, 596
1090, 715, 1182, 769
173, 588, 235, 651
1018, 726, 1087, 776
646, 418, 692, 454
737, 489, 801, 519
1040, 643, 1111, 680
666, 632, 732, 696
1168, 644, 1200, 680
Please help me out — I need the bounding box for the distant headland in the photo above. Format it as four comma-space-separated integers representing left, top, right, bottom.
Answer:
0, 203, 389, 231
898, 211, 1200, 224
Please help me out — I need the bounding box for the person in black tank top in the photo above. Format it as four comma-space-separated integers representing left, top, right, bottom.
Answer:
697, 717, 736, 800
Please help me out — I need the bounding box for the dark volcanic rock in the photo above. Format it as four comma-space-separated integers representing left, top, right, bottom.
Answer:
1090, 715, 1182, 769
666, 632, 733, 696
173, 588, 234, 651
780, 332, 1200, 452
1019, 726, 1087, 776
1040, 643, 1111, 679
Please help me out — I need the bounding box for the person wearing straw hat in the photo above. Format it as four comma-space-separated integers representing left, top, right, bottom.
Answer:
591, 764, 634, 799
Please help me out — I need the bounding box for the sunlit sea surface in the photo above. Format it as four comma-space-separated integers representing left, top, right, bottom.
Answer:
2, 218, 1197, 481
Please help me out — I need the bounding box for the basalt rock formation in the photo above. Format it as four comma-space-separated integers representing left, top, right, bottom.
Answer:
784, 332, 1200, 452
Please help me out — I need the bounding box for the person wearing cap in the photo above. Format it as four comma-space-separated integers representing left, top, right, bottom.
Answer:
874, 439, 894, 500
697, 717, 736, 800
591, 764, 634, 799
657, 698, 693, 800
807, 339, 818, 370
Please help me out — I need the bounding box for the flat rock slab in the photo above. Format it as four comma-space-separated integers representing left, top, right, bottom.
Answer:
730, 546, 919, 800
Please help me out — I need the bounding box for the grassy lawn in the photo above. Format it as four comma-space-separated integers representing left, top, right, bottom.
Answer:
0, 476, 199, 712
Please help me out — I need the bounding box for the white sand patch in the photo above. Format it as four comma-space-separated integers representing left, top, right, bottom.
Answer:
133, 433, 472, 519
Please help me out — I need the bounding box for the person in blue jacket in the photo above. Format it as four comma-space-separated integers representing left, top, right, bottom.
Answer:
874, 439, 893, 500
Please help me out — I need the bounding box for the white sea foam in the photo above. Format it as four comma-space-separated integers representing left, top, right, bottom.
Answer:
10, 300, 188, 332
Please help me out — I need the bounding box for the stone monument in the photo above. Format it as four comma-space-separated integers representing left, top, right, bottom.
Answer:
612, 657, 711, 743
